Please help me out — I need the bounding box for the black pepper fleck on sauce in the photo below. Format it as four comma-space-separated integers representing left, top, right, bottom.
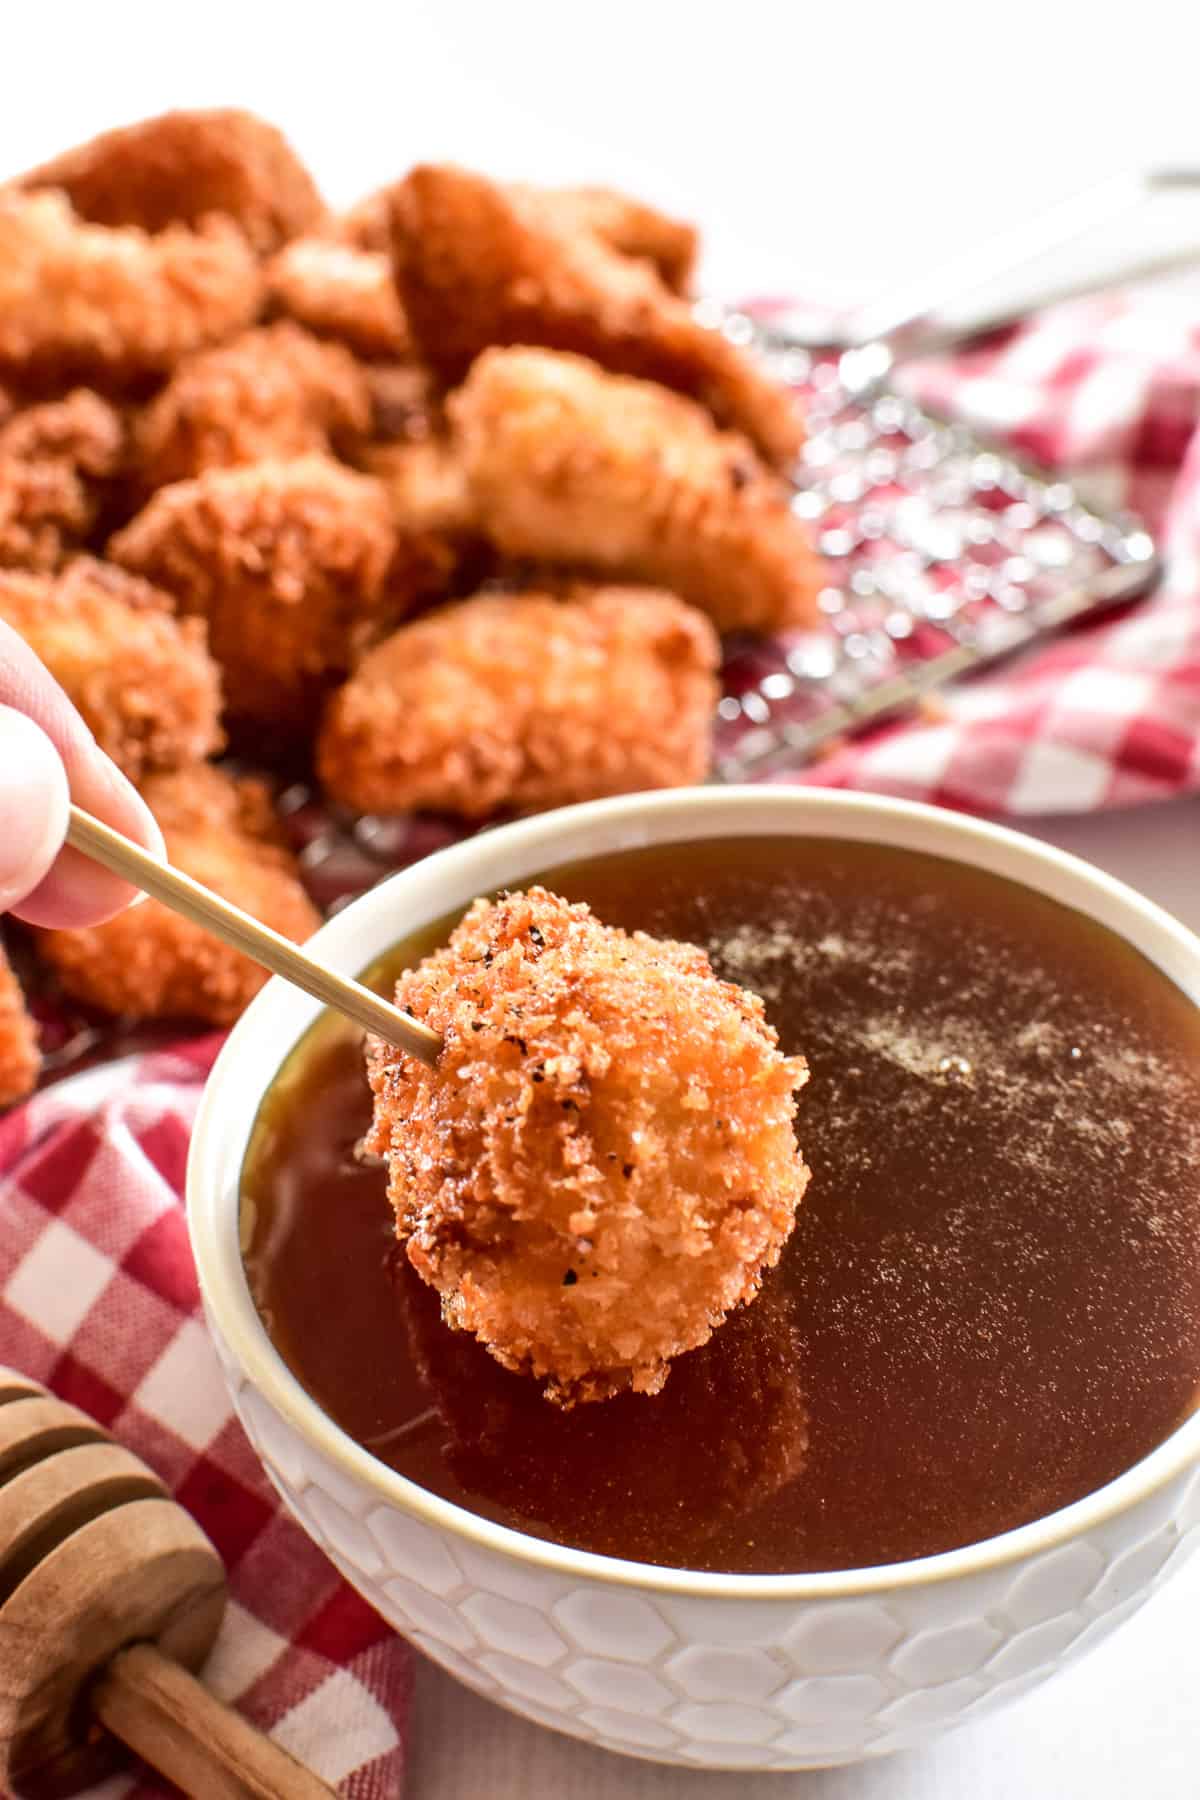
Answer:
622, 1162, 634, 1178
562, 1269, 578, 1286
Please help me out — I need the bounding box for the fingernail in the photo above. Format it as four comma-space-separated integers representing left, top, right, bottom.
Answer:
83, 748, 167, 863
0, 706, 70, 910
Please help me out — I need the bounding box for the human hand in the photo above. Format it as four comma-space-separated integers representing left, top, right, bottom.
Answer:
0, 619, 165, 928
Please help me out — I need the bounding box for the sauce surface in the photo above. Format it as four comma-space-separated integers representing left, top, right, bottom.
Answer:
242, 837, 1200, 1574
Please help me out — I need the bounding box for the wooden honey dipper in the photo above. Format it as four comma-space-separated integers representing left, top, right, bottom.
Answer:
0, 1367, 335, 1799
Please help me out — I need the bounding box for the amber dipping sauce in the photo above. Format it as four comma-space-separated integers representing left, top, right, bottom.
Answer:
242, 837, 1200, 1574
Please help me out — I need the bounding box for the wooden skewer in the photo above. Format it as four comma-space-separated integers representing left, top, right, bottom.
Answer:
66, 804, 443, 1068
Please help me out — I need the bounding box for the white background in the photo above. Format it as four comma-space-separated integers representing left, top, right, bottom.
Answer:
6, 5, 1199, 1792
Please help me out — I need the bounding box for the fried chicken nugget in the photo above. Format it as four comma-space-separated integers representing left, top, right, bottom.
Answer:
0, 385, 124, 472
365, 887, 809, 1403
109, 456, 422, 727
134, 323, 370, 489
38, 765, 320, 1026
0, 560, 222, 781
266, 236, 412, 359
0, 191, 262, 386
451, 348, 822, 634
0, 940, 40, 1108
20, 108, 325, 253
359, 439, 480, 592
530, 185, 698, 293
0, 388, 125, 571
316, 584, 718, 817
390, 164, 801, 466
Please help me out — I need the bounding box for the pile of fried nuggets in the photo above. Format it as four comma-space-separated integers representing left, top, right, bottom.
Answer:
0, 109, 822, 1108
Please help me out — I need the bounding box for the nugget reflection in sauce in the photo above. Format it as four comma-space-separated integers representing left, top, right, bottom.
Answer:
364, 887, 809, 1405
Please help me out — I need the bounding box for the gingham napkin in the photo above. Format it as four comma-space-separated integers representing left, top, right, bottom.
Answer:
791, 285, 1200, 810
0, 1041, 410, 1799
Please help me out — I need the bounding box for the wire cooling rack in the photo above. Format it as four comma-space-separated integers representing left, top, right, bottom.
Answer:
704, 166, 1200, 778
708, 319, 1158, 782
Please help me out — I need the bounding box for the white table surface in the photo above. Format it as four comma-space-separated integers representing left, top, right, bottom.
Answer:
4, 10, 1199, 1790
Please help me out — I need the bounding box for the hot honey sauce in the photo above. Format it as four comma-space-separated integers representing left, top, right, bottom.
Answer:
242, 837, 1200, 1575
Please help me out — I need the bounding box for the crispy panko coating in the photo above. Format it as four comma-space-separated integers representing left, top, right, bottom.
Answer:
38, 765, 319, 1026
359, 439, 480, 591
134, 323, 370, 489
317, 584, 718, 817
530, 185, 697, 294
109, 455, 422, 726
0, 385, 124, 472
0, 191, 262, 386
390, 164, 801, 466
0, 388, 125, 570
0, 940, 40, 1108
365, 887, 809, 1403
266, 236, 411, 359
0, 560, 222, 781
20, 108, 324, 253
451, 348, 822, 634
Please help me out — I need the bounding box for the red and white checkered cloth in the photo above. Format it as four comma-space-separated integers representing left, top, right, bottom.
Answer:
2, 283, 1199, 1799
0, 1041, 411, 1799
788, 285, 1200, 811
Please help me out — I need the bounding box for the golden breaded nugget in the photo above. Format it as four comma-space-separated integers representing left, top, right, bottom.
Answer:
0, 389, 124, 571
38, 765, 319, 1026
0, 385, 124, 473
363, 361, 444, 445
0, 460, 85, 571
391, 164, 801, 465
361, 438, 475, 536
0, 191, 262, 386
359, 438, 480, 592
134, 323, 370, 489
0, 560, 222, 781
109, 456, 420, 726
0, 940, 40, 1108
364, 887, 809, 1403
532, 185, 698, 293
334, 189, 393, 253
20, 108, 324, 252
451, 347, 822, 634
317, 584, 718, 817
266, 236, 411, 359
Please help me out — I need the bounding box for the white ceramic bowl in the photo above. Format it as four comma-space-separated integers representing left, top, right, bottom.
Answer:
188, 789, 1200, 1772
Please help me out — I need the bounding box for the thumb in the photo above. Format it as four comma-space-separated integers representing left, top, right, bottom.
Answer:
0, 620, 165, 930
0, 705, 71, 913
